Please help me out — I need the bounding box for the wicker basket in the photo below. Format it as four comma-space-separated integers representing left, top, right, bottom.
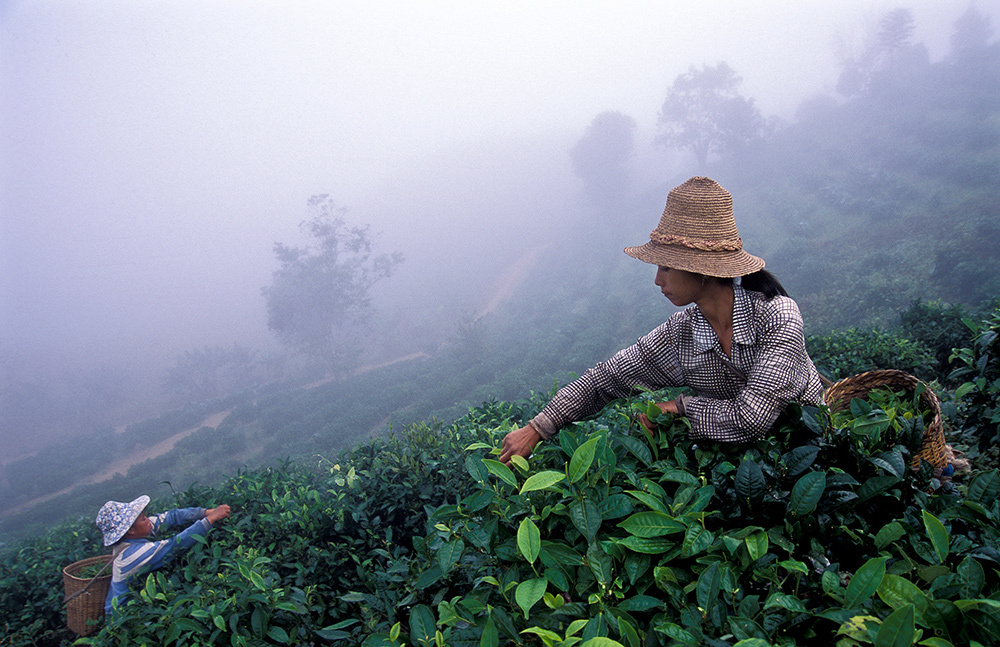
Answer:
823, 369, 947, 470
63, 554, 112, 635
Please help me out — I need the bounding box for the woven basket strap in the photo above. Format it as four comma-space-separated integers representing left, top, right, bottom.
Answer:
64, 556, 114, 605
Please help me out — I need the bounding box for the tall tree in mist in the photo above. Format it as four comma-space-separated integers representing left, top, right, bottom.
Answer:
655, 62, 766, 168
262, 196, 403, 373
570, 110, 636, 204
949, 3, 994, 61
836, 8, 918, 97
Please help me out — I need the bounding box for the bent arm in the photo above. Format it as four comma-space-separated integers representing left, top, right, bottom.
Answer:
685, 301, 822, 443
149, 507, 206, 534
119, 518, 212, 578
529, 320, 684, 439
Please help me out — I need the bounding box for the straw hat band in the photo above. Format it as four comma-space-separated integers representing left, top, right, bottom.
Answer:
650, 231, 743, 252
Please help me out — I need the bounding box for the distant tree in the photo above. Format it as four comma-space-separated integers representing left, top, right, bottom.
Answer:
949, 3, 994, 60
570, 111, 636, 203
836, 8, 917, 97
163, 344, 259, 401
262, 195, 403, 372
655, 62, 766, 168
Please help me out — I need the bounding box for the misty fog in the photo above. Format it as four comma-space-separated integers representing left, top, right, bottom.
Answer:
2, 0, 996, 465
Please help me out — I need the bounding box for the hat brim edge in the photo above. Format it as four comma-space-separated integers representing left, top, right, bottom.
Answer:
623, 242, 765, 279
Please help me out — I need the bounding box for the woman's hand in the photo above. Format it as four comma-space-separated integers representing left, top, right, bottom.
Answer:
205, 504, 231, 525
638, 400, 680, 434
500, 425, 541, 465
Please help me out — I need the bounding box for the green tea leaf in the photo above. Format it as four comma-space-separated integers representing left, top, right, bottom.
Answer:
617, 615, 642, 647
877, 573, 924, 610
438, 538, 465, 574
681, 524, 715, 557
875, 522, 906, 549
922, 509, 950, 564
856, 475, 901, 502
617, 536, 676, 554
782, 445, 820, 476
745, 531, 768, 562
521, 470, 565, 494
579, 638, 626, 647
788, 471, 826, 516
482, 459, 518, 488
845, 557, 887, 609
409, 605, 436, 646
249, 570, 267, 591
658, 469, 700, 485
696, 562, 722, 611
267, 626, 290, 643
869, 451, 906, 479
822, 570, 844, 601
509, 455, 530, 472
617, 511, 685, 538
957, 556, 985, 598
735, 458, 766, 505
874, 603, 914, 647
763, 592, 807, 612
539, 541, 584, 566
618, 433, 652, 465
570, 499, 602, 544
625, 489, 668, 513
852, 410, 891, 438
568, 437, 601, 483
954, 381, 976, 399
598, 493, 634, 520
515, 578, 547, 619
778, 560, 809, 575
517, 519, 541, 564
587, 542, 613, 585
966, 469, 1000, 504
616, 594, 663, 612
465, 455, 490, 484
480, 615, 498, 647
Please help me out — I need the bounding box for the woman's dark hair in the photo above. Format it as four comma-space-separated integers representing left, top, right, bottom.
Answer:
738, 269, 788, 300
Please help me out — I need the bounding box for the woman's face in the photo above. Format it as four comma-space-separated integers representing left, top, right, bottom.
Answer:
654, 266, 703, 306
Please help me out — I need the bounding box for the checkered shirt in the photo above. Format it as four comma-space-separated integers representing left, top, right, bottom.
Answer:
529, 284, 824, 444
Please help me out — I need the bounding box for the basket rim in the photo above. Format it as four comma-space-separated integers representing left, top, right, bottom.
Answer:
822, 368, 947, 470
63, 554, 114, 582
823, 369, 940, 413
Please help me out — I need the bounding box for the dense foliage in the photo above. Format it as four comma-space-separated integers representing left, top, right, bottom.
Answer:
5, 305, 1000, 646
3, 12, 999, 645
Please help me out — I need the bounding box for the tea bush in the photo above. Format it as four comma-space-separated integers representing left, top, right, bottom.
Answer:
806, 328, 938, 383
950, 304, 1000, 469
8, 309, 1000, 646
381, 397, 1000, 646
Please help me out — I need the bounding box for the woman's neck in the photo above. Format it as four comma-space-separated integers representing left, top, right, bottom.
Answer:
697, 281, 734, 328
697, 281, 735, 356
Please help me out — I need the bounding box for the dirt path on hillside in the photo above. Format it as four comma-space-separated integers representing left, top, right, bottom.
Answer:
5, 246, 546, 517
475, 243, 549, 320
0, 410, 231, 517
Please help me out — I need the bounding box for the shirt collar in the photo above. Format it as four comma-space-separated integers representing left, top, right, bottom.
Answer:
732, 284, 757, 346
691, 283, 756, 352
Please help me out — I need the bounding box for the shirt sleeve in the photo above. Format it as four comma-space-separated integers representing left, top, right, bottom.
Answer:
684, 297, 819, 443
530, 318, 685, 439
116, 517, 212, 579
149, 507, 206, 534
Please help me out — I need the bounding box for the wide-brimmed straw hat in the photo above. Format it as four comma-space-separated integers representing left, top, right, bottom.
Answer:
96, 495, 149, 546
624, 176, 764, 278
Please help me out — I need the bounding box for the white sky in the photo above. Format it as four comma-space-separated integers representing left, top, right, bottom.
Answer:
1, 0, 995, 367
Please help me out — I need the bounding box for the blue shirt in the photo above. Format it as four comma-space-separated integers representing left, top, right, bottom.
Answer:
105, 507, 210, 614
